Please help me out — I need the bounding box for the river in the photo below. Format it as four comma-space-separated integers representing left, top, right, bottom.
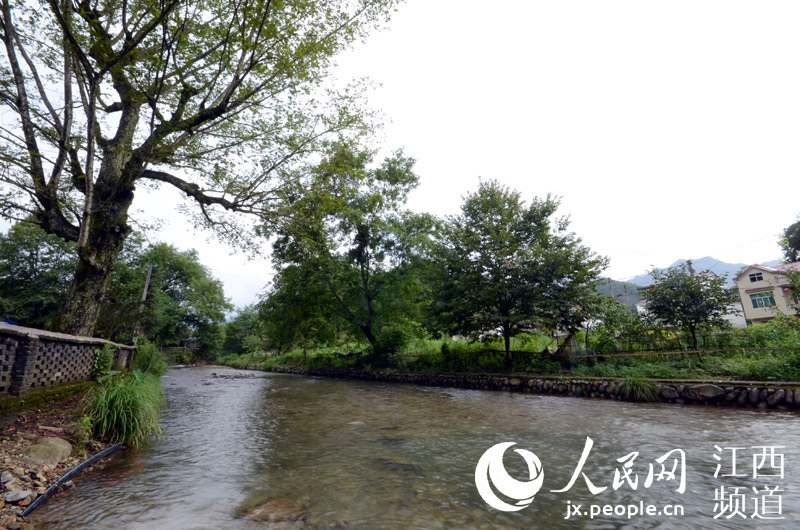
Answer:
32, 366, 800, 528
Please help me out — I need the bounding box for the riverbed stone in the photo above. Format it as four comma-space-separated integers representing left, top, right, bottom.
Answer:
660, 386, 679, 400
794, 389, 800, 407
240, 497, 305, 522
22, 437, 72, 467
0, 472, 14, 484
3, 490, 32, 503
786, 390, 794, 406
767, 390, 785, 406
749, 388, 760, 405
683, 384, 725, 401
724, 389, 739, 402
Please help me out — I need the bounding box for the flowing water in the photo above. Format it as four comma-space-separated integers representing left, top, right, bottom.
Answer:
33, 366, 800, 529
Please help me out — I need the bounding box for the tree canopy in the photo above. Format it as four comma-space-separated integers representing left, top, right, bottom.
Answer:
265, 144, 436, 359
640, 265, 738, 350
430, 180, 608, 368
0, 222, 229, 356
0, 0, 401, 335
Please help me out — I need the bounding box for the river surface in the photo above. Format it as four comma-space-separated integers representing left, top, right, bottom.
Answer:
33, 366, 800, 529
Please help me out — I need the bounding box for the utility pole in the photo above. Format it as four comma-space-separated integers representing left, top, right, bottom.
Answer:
608, 278, 615, 299
132, 264, 154, 346
687, 259, 695, 276
623, 283, 630, 311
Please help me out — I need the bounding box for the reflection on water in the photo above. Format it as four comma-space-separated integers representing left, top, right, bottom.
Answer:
33, 367, 800, 529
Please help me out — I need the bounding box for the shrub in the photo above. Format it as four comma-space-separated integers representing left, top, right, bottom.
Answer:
91, 344, 116, 380
87, 371, 165, 448
132, 340, 169, 376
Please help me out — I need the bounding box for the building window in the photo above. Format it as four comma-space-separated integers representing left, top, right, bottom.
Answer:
750, 291, 775, 309
749, 272, 763, 282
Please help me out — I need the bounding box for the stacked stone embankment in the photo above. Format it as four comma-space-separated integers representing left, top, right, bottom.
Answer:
257, 365, 800, 410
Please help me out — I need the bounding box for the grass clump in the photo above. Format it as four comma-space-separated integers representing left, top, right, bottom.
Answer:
87, 370, 165, 448
617, 376, 660, 402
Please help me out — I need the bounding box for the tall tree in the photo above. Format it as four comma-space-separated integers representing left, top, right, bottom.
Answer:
432, 180, 607, 369
271, 144, 435, 358
640, 265, 738, 350
0, 0, 401, 335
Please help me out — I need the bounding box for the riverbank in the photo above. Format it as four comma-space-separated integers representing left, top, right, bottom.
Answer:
0, 394, 114, 529
230, 364, 800, 410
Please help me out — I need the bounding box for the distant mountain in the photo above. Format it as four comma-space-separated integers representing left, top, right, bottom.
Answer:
596, 278, 641, 312
625, 257, 784, 288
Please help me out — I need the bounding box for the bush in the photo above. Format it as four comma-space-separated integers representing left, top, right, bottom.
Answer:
132, 340, 169, 376
87, 370, 165, 448
91, 344, 115, 380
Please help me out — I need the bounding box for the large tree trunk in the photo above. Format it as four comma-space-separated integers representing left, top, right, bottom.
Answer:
53, 179, 135, 336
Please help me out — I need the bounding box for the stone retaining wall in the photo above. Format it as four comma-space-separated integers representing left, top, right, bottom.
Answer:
0, 323, 135, 397
258, 365, 800, 410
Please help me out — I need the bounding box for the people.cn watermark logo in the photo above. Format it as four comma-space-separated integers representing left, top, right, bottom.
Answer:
474, 442, 544, 512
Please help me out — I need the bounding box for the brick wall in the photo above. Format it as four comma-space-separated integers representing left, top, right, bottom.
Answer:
0, 323, 136, 397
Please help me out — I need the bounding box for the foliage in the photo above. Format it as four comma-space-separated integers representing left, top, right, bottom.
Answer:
71, 415, 94, 457
430, 180, 607, 368
781, 218, 800, 263
0, 223, 229, 355
132, 340, 169, 377
0, 0, 402, 335
86, 371, 165, 448
259, 261, 340, 356
0, 222, 76, 328
222, 305, 266, 355
91, 344, 116, 380
267, 144, 436, 360
640, 265, 739, 350
93, 241, 231, 357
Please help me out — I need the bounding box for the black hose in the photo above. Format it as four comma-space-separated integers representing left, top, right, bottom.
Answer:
20, 443, 125, 518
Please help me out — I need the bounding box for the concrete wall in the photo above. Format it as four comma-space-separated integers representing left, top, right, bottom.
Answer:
0, 323, 136, 397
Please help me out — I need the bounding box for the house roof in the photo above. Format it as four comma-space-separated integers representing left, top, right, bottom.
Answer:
734, 262, 800, 281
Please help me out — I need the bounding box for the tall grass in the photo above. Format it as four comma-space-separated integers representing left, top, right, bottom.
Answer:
87, 371, 165, 447
132, 339, 169, 376
616, 377, 660, 402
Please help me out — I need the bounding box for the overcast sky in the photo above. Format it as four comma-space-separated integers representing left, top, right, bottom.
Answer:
127, 1, 800, 308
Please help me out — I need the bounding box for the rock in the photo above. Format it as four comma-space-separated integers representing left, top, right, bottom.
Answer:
749, 388, 760, 406
759, 389, 768, 402
240, 497, 305, 522
682, 384, 725, 401
1, 471, 14, 484
786, 390, 794, 406
508, 378, 521, 386
794, 389, 800, 407
724, 389, 739, 402
7, 521, 21, 530
767, 390, 785, 406
660, 386, 679, 400
13, 467, 24, 476
4, 490, 32, 503
22, 437, 72, 467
